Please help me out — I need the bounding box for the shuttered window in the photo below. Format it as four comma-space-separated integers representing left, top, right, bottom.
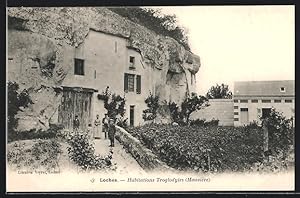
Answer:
124, 73, 134, 92
136, 75, 141, 94
128, 74, 135, 92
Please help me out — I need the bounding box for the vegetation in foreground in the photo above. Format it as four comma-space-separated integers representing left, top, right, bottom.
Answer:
67, 132, 117, 172
127, 119, 294, 173
7, 139, 62, 172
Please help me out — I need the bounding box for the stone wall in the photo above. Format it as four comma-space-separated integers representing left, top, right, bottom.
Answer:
115, 126, 173, 172
190, 99, 234, 126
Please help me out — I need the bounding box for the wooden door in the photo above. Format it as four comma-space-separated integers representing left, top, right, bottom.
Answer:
240, 108, 249, 125
58, 88, 93, 131
130, 105, 135, 126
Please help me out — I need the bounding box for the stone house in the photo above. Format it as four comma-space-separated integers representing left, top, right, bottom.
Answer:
191, 80, 295, 127
50, 29, 197, 131
233, 80, 295, 126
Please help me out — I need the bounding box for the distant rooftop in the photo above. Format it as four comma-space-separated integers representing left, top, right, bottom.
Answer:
234, 80, 295, 96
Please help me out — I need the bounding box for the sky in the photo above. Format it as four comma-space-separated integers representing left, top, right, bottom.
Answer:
152, 6, 295, 95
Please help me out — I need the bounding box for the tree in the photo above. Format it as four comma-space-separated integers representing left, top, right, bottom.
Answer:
142, 92, 159, 122
169, 93, 209, 125
7, 81, 33, 133
206, 83, 232, 99
97, 86, 126, 120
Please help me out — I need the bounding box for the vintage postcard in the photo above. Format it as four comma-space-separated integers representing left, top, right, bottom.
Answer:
6, 5, 295, 192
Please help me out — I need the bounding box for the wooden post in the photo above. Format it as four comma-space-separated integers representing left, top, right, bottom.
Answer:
262, 119, 269, 154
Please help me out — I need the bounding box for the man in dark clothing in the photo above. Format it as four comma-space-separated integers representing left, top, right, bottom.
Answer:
73, 115, 80, 133
102, 114, 109, 139
108, 118, 116, 147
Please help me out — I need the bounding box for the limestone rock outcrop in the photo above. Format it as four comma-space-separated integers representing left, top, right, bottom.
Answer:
7, 7, 201, 131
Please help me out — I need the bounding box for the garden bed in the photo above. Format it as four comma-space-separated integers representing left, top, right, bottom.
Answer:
127, 124, 294, 173
7, 139, 65, 172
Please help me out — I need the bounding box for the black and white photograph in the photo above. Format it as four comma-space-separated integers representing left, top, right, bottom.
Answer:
6, 5, 295, 192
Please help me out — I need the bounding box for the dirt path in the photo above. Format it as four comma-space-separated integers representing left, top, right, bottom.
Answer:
93, 138, 146, 175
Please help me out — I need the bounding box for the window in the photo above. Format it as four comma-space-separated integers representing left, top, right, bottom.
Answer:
129, 56, 135, 69
74, 58, 84, 75
274, 99, 281, 103
234, 112, 239, 115
94, 70, 96, 79
240, 100, 248, 103
124, 73, 135, 92
234, 106, 239, 109
234, 118, 239, 121
251, 100, 258, 103
136, 75, 141, 94
234, 100, 239, 103
285, 99, 292, 103
240, 108, 248, 112
262, 100, 271, 103
128, 74, 135, 92
280, 87, 286, 92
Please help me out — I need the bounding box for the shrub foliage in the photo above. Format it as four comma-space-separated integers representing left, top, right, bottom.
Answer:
97, 86, 126, 120
261, 108, 294, 157
107, 7, 190, 50
127, 123, 293, 173
206, 83, 233, 99
67, 132, 116, 171
7, 81, 33, 134
142, 92, 160, 122
169, 93, 208, 125
7, 139, 62, 171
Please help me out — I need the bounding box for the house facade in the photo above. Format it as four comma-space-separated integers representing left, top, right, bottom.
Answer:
50, 29, 197, 131
233, 80, 295, 127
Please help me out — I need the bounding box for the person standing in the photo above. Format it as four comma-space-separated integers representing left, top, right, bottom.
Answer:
102, 114, 109, 139
94, 114, 101, 139
87, 123, 93, 140
73, 115, 80, 133
108, 118, 116, 147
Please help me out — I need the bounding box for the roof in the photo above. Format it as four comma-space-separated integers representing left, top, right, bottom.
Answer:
234, 80, 295, 97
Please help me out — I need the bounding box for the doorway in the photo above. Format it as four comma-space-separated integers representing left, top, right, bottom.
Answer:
130, 105, 135, 126
262, 108, 271, 119
240, 108, 249, 125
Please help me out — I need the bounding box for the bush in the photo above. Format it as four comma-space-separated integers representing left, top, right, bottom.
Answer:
67, 132, 116, 172
116, 117, 128, 130
31, 139, 62, 170
7, 124, 65, 143
98, 86, 126, 121
261, 108, 294, 158
142, 92, 159, 122
7, 81, 33, 134
7, 139, 62, 171
190, 119, 219, 127
169, 93, 209, 125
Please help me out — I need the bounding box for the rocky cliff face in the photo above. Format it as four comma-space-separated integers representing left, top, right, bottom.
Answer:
7, 7, 201, 131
